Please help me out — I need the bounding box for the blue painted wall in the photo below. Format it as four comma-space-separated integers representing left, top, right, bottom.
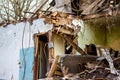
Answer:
19, 47, 34, 80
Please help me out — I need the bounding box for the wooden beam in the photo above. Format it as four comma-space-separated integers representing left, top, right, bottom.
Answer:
47, 55, 60, 77
62, 34, 86, 55
33, 34, 39, 80
54, 27, 74, 35
82, 10, 120, 20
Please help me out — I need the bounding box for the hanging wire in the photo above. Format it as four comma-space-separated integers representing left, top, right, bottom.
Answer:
21, 21, 32, 80
26, 23, 31, 51
22, 22, 27, 80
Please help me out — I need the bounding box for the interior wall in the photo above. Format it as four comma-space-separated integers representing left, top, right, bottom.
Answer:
106, 17, 120, 51
78, 15, 120, 51
53, 34, 65, 57
78, 20, 106, 50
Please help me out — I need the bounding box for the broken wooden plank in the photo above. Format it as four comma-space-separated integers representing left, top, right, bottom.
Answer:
62, 34, 86, 55
54, 27, 74, 35
82, 10, 120, 20
39, 77, 54, 80
47, 55, 60, 78
81, 0, 101, 15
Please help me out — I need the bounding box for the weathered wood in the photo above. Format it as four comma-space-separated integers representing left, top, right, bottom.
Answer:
81, 0, 101, 15
39, 77, 54, 80
33, 35, 39, 80
34, 33, 49, 79
48, 31, 54, 59
83, 10, 120, 20
34, 35, 39, 57
54, 71, 63, 76
47, 55, 60, 77
62, 34, 86, 55
54, 27, 74, 35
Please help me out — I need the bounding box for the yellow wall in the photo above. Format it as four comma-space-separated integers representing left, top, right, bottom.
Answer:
78, 19, 106, 49
107, 19, 120, 51
53, 34, 65, 57
78, 15, 120, 51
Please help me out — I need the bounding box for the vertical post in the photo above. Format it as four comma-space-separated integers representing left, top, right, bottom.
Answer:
47, 30, 54, 75
47, 55, 60, 77
48, 30, 54, 60
33, 35, 39, 80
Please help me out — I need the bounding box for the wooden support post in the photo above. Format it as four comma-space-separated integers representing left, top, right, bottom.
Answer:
47, 55, 60, 78
48, 30, 54, 59
33, 35, 39, 80
62, 34, 86, 55
34, 35, 39, 57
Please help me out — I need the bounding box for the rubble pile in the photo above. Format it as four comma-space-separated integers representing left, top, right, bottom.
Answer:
44, 11, 81, 36
34, 11, 120, 80
41, 48, 120, 80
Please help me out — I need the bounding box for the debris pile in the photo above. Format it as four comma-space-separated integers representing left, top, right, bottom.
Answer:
40, 48, 120, 80
44, 11, 81, 36
35, 12, 120, 80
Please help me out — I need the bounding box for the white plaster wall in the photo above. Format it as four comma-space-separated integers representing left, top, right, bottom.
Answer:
0, 18, 53, 80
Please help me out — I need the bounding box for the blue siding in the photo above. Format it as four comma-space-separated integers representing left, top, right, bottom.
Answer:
19, 47, 34, 80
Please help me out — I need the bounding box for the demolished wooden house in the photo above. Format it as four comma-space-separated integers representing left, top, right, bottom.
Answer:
30, 0, 120, 80
31, 1, 120, 80
33, 11, 86, 79
0, 0, 120, 80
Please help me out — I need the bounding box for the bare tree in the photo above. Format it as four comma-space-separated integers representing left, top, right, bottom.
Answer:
0, 0, 43, 22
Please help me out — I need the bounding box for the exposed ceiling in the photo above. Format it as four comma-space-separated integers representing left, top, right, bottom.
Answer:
0, 0, 120, 27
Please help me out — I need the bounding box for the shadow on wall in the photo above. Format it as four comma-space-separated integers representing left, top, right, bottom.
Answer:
108, 38, 120, 51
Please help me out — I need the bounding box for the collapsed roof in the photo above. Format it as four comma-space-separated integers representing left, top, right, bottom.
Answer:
0, 0, 120, 27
